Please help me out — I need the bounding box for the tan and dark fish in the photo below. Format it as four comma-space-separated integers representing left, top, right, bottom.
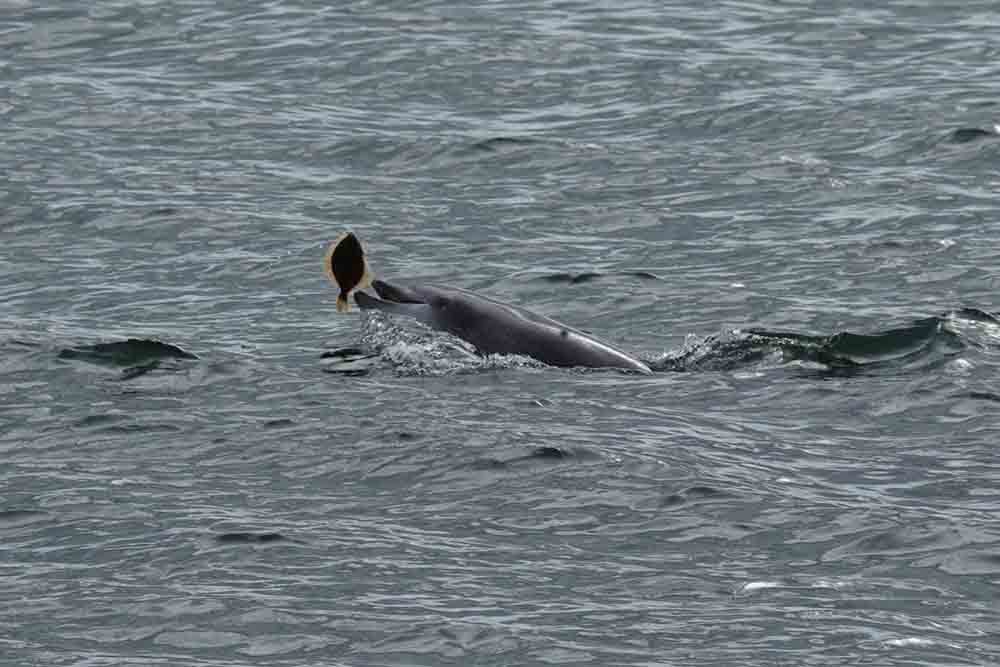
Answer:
324, 232, 372, 312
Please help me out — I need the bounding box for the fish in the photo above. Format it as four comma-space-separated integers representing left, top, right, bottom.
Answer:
324, 232, 372, 312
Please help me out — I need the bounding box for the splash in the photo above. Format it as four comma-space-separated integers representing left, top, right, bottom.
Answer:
347, 310, 543, 376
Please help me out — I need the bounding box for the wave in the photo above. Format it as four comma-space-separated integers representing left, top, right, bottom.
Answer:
650, 308, 998, 375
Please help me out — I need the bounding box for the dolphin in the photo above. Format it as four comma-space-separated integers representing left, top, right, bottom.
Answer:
354, 279, 652, 374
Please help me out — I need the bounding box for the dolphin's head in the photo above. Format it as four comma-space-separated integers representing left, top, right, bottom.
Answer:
354, 279, 449, 329
359, 280, 475, 339
371, 280, 425, 304
372, 280, 459, 315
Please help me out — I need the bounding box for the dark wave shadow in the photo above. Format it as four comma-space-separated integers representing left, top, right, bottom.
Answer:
947, 127, 999, 144
215, 532, 296, 545
58, 338, 198, 380
316, 134, 550, 175
320, 346, 380, 376
661, 485, 734, 508
471, 445, 595, 470
58, 339, 197, 365
959, 391, 1000, 403
467, 136, 543, 153
538, 270, 662, 284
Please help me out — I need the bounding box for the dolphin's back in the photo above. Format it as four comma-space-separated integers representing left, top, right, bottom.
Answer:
365, 281, 651, 374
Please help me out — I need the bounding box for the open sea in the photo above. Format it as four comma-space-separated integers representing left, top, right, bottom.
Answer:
2, 1, 1000, 665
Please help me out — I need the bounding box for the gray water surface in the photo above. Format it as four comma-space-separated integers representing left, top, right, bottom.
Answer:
2, 2, 1000, 665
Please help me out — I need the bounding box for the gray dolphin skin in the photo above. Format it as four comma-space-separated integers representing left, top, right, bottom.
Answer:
355, 279, 652, 374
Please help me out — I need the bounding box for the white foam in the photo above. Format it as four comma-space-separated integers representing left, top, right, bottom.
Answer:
737, 581, 782, 594
885, 637, 935, 647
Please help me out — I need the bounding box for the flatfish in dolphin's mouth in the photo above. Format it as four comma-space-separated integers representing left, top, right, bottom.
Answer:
324, 231, 373, 312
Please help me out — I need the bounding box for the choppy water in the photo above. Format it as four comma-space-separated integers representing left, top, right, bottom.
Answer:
3, 1, 1000, 665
